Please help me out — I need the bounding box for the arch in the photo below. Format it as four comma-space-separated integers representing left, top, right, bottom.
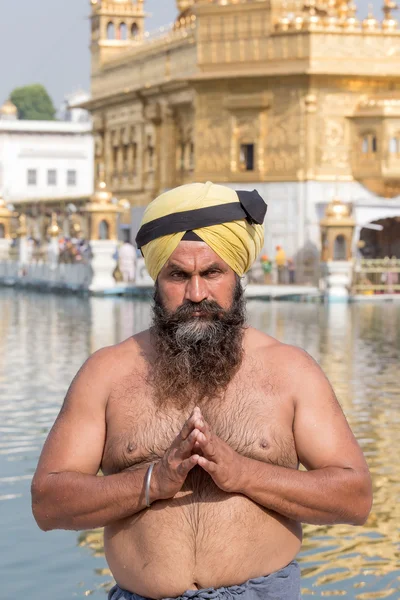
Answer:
0, 223, 5, 239
131, 22, 139, 38
359, 217, 400, 258
119, 22, 128, 40
334, 234, 347, 261
107, 21, 115, 40
99, 219, 110, 241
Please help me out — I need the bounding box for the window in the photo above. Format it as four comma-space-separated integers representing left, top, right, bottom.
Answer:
107, 22, 115, 40
27, 169, 37, 185
47, 169, 57, 186
123, 145, 129, 174
119, 23, 128, 41
113, 146, 119, 175
180, 143, 186, 171
389, 136, 400, 155
67, 170, 77, 186
131, 23, 139, 38
132, 142, 138, 176
239, 144, 255, 171
189, 142, 195, 171
147, 135, 154, 171
361, 133, 378, 155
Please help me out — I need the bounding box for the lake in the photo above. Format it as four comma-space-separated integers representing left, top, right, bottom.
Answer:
0, 288, 399, 599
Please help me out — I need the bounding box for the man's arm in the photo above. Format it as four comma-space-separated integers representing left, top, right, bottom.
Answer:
196, 347, 372, 526
31, 347, 200, 532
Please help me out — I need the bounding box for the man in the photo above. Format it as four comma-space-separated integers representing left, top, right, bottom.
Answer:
32, 182, 372, 600
119, 239, 136, 283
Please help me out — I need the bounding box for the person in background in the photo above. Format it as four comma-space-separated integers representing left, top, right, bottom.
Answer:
287, 258, 296, 285
118, 240, 136, 283
275, 245, 287, 284
260, 254, 273, 285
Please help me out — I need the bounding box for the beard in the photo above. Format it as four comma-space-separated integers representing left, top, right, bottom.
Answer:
150, 277, 246, 408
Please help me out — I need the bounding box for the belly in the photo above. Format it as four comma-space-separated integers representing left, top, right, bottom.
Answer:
104, 488, 302, 598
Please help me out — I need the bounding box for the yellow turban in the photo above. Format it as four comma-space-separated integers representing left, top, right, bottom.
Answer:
136, 182, 267, 281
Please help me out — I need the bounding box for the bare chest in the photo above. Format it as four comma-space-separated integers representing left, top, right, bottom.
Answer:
102, 373, 298, 476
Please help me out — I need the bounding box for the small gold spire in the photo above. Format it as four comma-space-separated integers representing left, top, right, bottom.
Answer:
275, 1, 292, 31
47, 213, 60, 238
382, 0, 399, 31
324, 0, 340, 29
90, 181, 113, 204
362, 3, 380, 30
303, 0, 321, 30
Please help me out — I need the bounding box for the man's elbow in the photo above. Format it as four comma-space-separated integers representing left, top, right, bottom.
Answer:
349, 470, 373, 526
31, 477, 58, 532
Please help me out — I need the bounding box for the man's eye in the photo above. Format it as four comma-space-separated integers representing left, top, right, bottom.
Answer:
205, 270, 221, 277
171, 272, 186, 279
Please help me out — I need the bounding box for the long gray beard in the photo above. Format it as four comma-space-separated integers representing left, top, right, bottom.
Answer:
150, 278, 246, 408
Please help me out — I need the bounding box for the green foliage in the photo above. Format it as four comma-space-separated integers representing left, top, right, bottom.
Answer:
10, 84, 56, 121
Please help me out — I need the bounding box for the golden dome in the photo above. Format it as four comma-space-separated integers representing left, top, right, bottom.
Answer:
275, 13, 292, 31
302, 1, 321, 30
342, 1, 359, 29
382, 0, 398, 31
325, 197, 352, 219
0, 99, 18, 118
176, 0, 194, 14
362, 7, 380, 31
90, 181, 113, 204
0, 195, 13, 218
290, 14, 305, 30
47, 213, 60, 238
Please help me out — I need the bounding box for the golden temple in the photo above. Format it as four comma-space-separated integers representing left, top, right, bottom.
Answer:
80, 0, 400, 257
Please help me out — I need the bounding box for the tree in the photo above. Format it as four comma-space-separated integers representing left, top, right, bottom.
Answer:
10, 84, 56, 121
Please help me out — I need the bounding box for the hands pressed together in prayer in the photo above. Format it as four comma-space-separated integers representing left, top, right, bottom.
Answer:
152, 407, 247, 502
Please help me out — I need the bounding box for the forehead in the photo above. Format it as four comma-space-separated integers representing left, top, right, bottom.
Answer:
164, 241, 230, 271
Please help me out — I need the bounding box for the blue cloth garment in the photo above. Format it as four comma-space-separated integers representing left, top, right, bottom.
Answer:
108, 560, 301, 600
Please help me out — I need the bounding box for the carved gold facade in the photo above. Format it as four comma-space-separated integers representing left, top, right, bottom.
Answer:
84, 0, 400, 211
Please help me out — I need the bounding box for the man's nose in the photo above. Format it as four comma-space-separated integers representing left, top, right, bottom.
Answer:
185, 276, 208, 304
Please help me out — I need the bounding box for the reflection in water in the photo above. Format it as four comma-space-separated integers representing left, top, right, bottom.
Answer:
0, 290, 399, 598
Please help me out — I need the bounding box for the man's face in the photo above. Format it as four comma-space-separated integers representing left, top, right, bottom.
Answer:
156, 241, 238, 315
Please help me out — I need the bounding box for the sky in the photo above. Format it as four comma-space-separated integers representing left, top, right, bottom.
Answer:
0, 0, 384, 110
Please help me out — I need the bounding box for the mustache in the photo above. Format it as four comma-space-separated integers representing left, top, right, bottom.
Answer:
167, 299, 224, 322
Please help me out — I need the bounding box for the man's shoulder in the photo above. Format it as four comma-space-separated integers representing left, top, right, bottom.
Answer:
245, 327, 315, 369
85, 329, 152, 378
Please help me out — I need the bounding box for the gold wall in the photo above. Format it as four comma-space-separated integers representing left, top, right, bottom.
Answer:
85, 1, 400, 207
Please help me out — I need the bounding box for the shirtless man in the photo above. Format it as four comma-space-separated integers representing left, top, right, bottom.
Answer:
32, 183, 372, 600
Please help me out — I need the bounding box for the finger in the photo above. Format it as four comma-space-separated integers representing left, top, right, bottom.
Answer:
195, 418, 210, 435
178, 428, 201, 458
177, 454, 199, 477
198, 456, 216, 474
179, 412, 200, 441
196, 432, 217, 460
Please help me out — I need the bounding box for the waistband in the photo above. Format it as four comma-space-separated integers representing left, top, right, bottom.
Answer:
108, 560, 301, 600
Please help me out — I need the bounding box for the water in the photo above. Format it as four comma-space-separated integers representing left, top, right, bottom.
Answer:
0, 289, 399, 599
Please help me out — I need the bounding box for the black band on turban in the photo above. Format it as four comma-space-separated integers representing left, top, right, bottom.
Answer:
135, 189, 267, 250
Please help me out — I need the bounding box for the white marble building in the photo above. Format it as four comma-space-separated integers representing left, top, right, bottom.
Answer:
0, 98, 94, 207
